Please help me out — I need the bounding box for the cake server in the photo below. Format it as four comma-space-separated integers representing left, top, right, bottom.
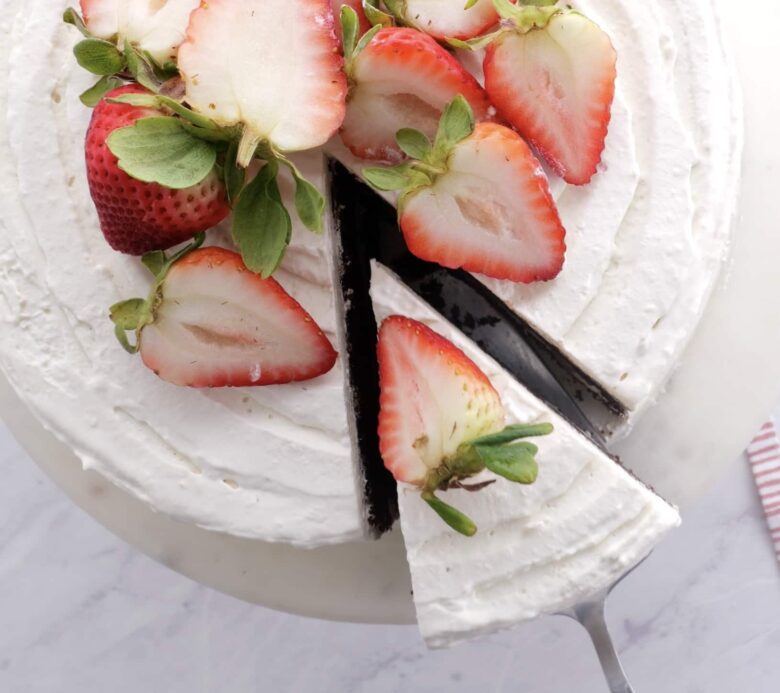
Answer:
327, 157, 637, 692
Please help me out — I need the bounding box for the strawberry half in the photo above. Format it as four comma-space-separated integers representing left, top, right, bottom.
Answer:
111, 239, 338, 388
482, 4, 617, 185
80, 0, 200, 64
178, 0, 347, 166
377, 315, 552, 535
340, 25, 493, 164
86, 84, 229, 255
364, 98, 566, 283
384, 0, 501, 41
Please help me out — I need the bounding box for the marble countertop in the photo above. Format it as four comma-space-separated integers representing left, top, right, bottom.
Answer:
1, 409, 779, 693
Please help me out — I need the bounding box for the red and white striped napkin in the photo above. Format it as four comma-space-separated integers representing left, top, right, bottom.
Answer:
747, 419, 780, 562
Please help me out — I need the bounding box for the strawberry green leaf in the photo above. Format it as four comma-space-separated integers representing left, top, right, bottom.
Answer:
73, 38, 125, 76
493, 0, 559, 32
464, 0, 479, 8
469, 422, 553, 447
354, 24, 383, 55
363, 164, 411, 191
396, 128, 432, 160
232, 160, 293, 278
223, 140, 246, 206
363, 0, 395, 28
142, 251, 166, 277
110, 298, 147, 331
109, 92, 223, 133
79, 75, 123, 108
124, 42, 160, 93
63, 7, 90, 37
433, 95, 475, 156
112, 324, 140, 354
279, 158, 325, 233
447, 28, 506, 52
383, 0, 405, 20
475, 442, 539, 484
143, 51, 179, 82
107, 117, 218, 189
340, 6, 360, 61
422, 491, 478, 537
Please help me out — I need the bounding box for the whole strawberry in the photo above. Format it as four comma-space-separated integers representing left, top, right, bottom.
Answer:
85, 84, 230, 255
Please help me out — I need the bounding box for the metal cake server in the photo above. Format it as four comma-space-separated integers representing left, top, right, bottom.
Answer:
558, 563, 645, 693
327, 157, 638, 691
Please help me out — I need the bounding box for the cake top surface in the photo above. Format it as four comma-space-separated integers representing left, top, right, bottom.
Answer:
0, 0, 739, 553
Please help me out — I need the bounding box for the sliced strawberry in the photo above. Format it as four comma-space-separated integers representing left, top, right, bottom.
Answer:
385, 0, 500, 41
178, 0, 347, 166
483, 11, 617, 185
400, 122, 565, 283
113, 244, 338, 388
86, 85, 229, 255
341, 28, 493, 163
331, 0, 371, 47
80, 0, 200, 64
377, 315, 505, 485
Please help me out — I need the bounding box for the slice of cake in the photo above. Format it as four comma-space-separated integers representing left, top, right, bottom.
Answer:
371, 261, 680, 648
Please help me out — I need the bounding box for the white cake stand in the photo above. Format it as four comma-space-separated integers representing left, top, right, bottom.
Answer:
2, 2, 779, 626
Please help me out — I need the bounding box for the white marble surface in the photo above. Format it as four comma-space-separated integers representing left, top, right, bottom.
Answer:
0, 411, 779, 693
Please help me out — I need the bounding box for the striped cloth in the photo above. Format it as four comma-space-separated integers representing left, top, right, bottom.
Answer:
747, 419, 780, 561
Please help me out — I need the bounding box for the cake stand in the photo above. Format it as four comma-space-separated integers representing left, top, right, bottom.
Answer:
1, 1, 779, 626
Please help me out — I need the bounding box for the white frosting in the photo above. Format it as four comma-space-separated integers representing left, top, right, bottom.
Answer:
0, 0, 738, 547
370, 262, 680, 648
0, 0, 366, 547
332, 0, 742, 432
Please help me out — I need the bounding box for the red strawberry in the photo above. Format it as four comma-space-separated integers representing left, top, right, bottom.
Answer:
178, 0, 347, 166
331, 0, 371, 46
340, 27, 493, 163
377, 315, 505, 486
365, 96, 566, 284
384, 0, 501, 41
111, 242, 338, 388
86, 85, 229, 255
483, 9, 617, 185
401, 122, 566, 283
376, 314, 552, 535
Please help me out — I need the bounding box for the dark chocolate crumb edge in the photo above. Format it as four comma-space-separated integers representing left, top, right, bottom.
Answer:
326, 157, 398, 537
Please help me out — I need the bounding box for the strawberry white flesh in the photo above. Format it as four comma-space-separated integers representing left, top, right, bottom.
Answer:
80, 0, 200, 64
390, 0, 500, 40
484, 12, 617, 185
140, 248, 338, 387
178, 0, 346, 159
377, 315, 505, 485
341, 28, 492, 163
400, 122, 566, 283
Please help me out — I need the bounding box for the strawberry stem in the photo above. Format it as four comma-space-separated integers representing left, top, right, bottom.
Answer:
422, 491, 478, 537
237, 127, 263, 168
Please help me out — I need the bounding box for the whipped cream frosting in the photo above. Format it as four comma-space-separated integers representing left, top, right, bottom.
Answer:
332, 0, 743, 433
370, 262, 681, 648
0, 0, 738, 546
0, 0, 366, 547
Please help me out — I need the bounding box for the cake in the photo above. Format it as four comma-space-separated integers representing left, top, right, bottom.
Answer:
370, 261, 680, 648
0, 0, 739, 647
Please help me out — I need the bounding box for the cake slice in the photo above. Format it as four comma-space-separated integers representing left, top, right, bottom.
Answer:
370, 261, 680, 648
